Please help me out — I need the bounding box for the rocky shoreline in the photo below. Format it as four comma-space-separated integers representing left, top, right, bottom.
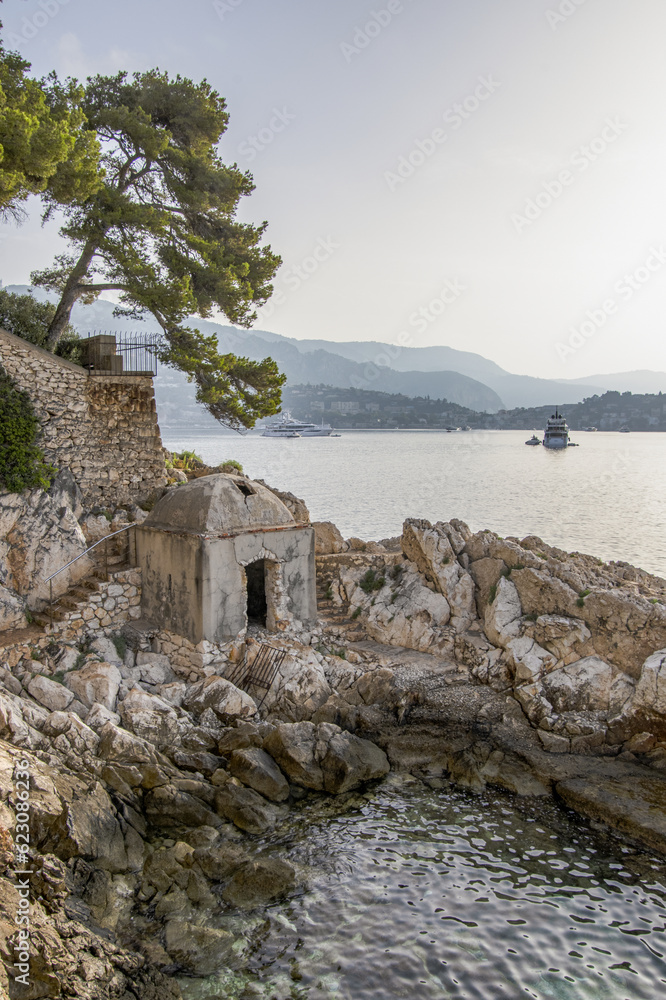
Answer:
1, 478, 665, 998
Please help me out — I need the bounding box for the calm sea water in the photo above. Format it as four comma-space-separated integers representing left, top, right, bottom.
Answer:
162, 430, 666, 579
177, 778, 666, 1000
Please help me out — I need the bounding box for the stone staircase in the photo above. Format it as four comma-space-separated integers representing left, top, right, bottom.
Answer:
315, 570, 368, 644
30, 549, 134, 632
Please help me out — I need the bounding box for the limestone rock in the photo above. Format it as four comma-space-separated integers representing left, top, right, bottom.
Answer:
313, 520, 346, 554
342, 562, 453, 656
135, 651, 176, 685
118, 687, 180, 746
214, 780, 277, 834
144, 784, 220, 830
221, 857, 296, 908
401, 518, 476, 631
27, 674, 75, 713
228, 747, 290, 802
541, 657, 613, 713
525, 614, 591, 661
263, 721, 324, 790
469, 557, 505, 614
320, 730, 390, 793
165, 919, 234, 975
483, 577, 522, 646
249, 639, 332, 716
89, 636, 124, 668
85, 703, 121, 731
264, 721, 389, 794
632, 649, 666, 718
0, 583, 27, 631
556, 773, 666, 854
183, 676, 257, 720
65, 661, 122, 712
0, 488, 92, 604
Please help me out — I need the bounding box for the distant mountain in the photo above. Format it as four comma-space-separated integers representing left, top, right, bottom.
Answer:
5, 285, 665, 415
561, 370, 666, 395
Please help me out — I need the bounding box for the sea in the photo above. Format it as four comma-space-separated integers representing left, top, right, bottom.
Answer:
161, 429, 666, 580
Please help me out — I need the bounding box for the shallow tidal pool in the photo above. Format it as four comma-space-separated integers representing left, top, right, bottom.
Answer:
177, 775, 666, 1000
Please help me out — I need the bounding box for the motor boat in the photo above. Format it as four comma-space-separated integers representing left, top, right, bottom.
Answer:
261, 411, 336, 438
543, 409, 569, 449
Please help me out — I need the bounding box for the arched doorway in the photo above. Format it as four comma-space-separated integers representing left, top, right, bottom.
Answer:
245, 559, 267, 627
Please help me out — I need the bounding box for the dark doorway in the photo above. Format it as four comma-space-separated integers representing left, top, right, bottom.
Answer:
246, 560, 267, 626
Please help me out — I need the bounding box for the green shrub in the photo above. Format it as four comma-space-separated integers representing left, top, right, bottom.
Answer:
219, 459, 243, 474
488, 584, 497, 604
524, 612, 538, 622
0, 363, 56, 492
359, 569, 386, 594
0, 288, 82, 363
578, 589, 591, 598
351, 607, 362, 620
576, 597, 585, 608
390, 563, 403, 580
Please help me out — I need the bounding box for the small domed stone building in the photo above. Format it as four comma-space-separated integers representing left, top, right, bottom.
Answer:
136, 474, 316, 643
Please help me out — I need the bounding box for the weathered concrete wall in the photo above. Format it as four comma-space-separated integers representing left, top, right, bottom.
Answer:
0, 328, 167, 507
137, 524, 317, 643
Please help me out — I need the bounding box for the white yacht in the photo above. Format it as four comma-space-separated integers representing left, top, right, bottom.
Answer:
542, 409, 569, 450
261, 411, 336, 438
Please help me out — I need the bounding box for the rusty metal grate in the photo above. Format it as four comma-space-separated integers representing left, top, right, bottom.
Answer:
224, 643, 287, 709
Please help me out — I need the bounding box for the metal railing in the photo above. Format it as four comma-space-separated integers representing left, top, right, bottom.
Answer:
83, 332, 159, 376
43, 524, 138, 631
224, 643, 287, 710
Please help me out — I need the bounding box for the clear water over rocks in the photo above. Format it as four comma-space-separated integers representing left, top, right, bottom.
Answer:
178, 776, 666, 1000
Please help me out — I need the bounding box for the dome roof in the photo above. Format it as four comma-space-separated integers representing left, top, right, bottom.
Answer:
144, 474, 295, 535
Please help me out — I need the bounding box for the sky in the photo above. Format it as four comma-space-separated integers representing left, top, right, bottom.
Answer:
1, 0, 666, 380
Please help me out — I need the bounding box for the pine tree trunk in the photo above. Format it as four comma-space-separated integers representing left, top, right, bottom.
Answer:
45, 241, 98, 348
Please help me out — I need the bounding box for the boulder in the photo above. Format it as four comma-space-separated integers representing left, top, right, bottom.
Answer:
221, 858, 295, 908
214, 780, 277, 834
118, 688, 180, 746
183, 676, 257, 720
144, 785, 221, 830
90, 636, 124, 668
483, 577, 522, 646
541, 657, 613, 713
65, 661, 122, 712
401, 518, 476, 631
313, 521, 346, 555
85, 703, 121, 731
525, 615, 591, 661
264, 721, 389, 794
263, 721, 324, 790
192, 842, 248, 880
320, 730, 390, 794
228, 747, 290, 802
632, 649, 666, 719
27, 674, 75, 713
164, 919, 234, 976
0, 693, 31, 747
135, 652, 176, 686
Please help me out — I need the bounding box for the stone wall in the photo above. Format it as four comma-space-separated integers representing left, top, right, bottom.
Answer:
0, 328, 167, 507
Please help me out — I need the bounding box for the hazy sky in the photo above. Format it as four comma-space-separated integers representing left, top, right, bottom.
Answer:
2, 0, 666, 379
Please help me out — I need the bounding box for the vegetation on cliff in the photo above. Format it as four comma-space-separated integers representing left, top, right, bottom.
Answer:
0, 361, 55, 492
0, 24, 285, 430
